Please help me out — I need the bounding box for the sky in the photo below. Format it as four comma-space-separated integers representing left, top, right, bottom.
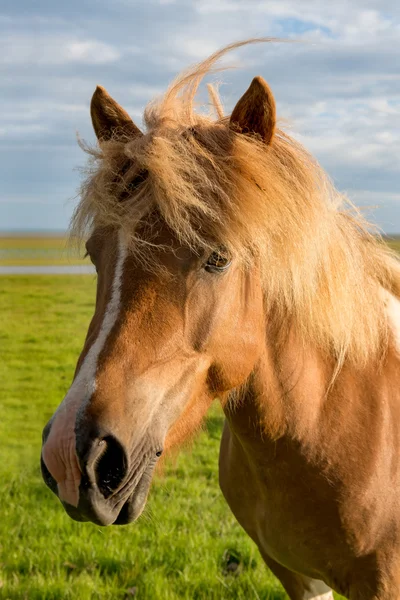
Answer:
1, 0, 399, 232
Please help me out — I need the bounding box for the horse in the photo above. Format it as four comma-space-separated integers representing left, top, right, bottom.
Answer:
40, 40, 400, 599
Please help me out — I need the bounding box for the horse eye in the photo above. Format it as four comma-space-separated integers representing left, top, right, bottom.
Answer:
127, 180, 137, 191
119, 169, 148, 202
84, 246, 98, 272
204, 249, 231, 273
127, 170, 148, 191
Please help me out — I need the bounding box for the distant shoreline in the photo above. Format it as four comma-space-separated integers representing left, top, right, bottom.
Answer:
0, 265, 95, 275
0, 230, 68, 238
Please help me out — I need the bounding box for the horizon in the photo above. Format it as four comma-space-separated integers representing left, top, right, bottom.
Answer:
1, 229, 400, 238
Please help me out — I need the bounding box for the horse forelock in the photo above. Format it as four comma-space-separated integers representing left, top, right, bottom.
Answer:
70, 38, 400, 371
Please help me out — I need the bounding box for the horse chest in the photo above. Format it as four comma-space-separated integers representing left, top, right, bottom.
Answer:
219, 416, 400, 590
220, 422, 337, 574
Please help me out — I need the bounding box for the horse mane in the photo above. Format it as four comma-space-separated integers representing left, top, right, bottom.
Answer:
72, 39, 400, 369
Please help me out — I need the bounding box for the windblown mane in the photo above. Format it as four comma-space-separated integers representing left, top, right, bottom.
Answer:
72, 39, 400, 369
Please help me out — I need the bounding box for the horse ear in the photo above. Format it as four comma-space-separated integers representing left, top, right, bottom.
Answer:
90, 85, 142, 142
230, 76, 276, 145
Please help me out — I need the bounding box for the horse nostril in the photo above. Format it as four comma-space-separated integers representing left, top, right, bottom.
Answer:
95, 435, 128, 499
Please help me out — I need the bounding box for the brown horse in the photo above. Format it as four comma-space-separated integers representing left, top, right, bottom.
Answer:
41, 41, 400, 599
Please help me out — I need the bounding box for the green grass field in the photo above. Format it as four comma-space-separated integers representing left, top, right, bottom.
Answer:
0, 275, 293, 600
5, 231, 400, 598
385, 236, 400, 254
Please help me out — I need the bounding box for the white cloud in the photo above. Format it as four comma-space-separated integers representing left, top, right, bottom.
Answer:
350, 190, 400, 204
0, 123, 49, 138
65, 41, 120, 64
0, 34, 120, 65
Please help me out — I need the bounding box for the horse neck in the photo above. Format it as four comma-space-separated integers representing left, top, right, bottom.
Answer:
224, 314, 400, 465
224, 326, 329, 443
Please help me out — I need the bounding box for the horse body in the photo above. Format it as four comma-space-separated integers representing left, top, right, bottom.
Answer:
220, 326, 400, 599
40, 41, 400, 599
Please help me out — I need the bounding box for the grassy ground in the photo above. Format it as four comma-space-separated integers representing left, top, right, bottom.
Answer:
3, 232, 399, 598
386, 236, 400, 254
1, 275, 293, 600
0, 236, 88, 266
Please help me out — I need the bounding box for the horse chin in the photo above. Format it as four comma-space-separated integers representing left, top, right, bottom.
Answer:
112, 494, 147, 525
60, 463, 153, 526
62, 502, 90, 523
61, 493, 147, 526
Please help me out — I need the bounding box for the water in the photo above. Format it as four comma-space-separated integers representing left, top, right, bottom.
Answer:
0, 265, 96, 275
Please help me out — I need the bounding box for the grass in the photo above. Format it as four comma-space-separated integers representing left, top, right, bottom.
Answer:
6, 228, 399, 598
0, 275, 291, 600
385, 235, 400, 254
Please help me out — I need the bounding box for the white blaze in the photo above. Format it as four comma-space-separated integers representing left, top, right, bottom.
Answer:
42, 231, 127, 507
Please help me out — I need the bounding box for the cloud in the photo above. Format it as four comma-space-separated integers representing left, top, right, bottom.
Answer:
0, 34, 121, 65
0, 0, 399, 231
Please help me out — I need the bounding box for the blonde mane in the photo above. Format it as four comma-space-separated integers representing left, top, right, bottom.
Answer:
72, 39, 400, 369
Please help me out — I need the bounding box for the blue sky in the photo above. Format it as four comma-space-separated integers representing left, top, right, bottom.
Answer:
1, 0, 399, 232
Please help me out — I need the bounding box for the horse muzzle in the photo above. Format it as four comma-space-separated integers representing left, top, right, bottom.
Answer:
40, 421, 160, 526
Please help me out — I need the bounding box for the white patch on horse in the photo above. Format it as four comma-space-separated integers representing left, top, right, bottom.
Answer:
41, 231, 127, 507
384, 291, 400, 353
303, 579, 333, 600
